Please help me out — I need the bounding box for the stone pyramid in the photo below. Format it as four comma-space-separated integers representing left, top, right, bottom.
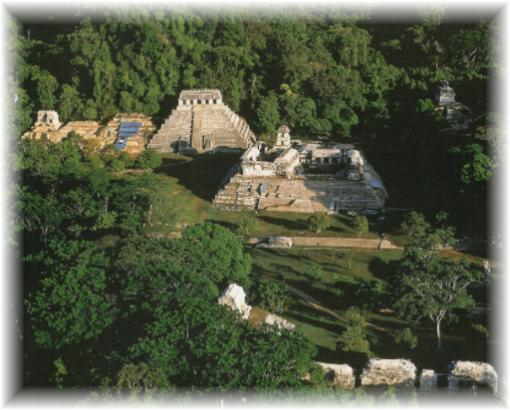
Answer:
148, 89, 256, 153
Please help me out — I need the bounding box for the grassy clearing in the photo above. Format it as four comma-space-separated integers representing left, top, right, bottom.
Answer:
139, 153, 487, 372
248, 247, 488, 372
147, 153, 409, 241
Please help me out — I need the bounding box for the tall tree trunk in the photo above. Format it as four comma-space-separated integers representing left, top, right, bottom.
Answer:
436, 317, 443, 350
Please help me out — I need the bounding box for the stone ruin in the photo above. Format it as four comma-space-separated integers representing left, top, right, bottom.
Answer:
435, 80, 456, 106
264, 313, 296, 331
213, 126, 387, 213
217, 283, 296, 331
275, 125, 291, 148
419, 369, 438, 390
448, 361, 498, 393
316, 362, 355, 389
148, 89, 256, 153
215, 285, 498, 395
217, 283, 252, 320
434, 80, 471, 131
360, 358, 417, 387
22, 110, 155, 154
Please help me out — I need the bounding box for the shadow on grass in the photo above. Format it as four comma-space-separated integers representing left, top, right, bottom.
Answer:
154, 152, 241, 201
257, 215, 307, 232
207, 219, 238, 232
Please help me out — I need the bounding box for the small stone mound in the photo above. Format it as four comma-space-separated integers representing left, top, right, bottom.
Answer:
360, 358, 417, 387
218, 283, 252, 320
264, 313, 295, 331
316, 362, 355, 389
419, 369, 437, 390
449, 361, 498, 393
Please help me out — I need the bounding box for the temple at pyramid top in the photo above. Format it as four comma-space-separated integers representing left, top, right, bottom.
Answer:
178, 89, 223, 103
148, 89, 256, 153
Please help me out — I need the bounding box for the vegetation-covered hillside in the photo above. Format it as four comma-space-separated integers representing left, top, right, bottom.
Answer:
9, 6, 500, 401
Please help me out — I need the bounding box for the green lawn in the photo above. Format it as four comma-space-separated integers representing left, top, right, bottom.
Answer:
146, 152, 409, 242
139, 153, 487, 373
248, 247, 488, 372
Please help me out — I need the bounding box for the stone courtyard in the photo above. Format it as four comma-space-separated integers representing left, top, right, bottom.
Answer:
213, 126, 387, 213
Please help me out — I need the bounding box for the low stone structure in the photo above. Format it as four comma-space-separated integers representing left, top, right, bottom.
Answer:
266, 236, 293, 248
217, 283, 252, 320
22, 110, 155, 154
419, 369, 437, 390
434, 80, 471, 131
316, 362, 355, 389
264, 313, 295, 331
148, 89, 256, 153
360, 358, 417, 387
213, 127, 387, 213
448, 361, 498, 393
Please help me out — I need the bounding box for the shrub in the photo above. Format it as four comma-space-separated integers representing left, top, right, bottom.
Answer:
257, 281, 288, 313
393, 327, 418, 349
309, 262, 323, 282
337, 308, 372, 356
237, 216, 259, 236
119, 151, 134, 168
135, 149, 162, 169
471, 323, 489, 337
308, 212, 331, 233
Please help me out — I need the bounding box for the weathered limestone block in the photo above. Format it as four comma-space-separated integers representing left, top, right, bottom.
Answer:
267, 236, 293, 248
316, 362, 355, 389
448, 361, 498, 393
36, 110, 61, 130
218, 283, 252, 320
264, 313, 295, 331
419, 369, 437, 389
360, 358, 417, 387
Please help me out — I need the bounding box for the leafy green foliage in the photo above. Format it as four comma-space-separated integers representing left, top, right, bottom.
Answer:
236, 215, 259, 236
256, 280, 288, 313
352, 214, 369, 237
394, 212, 485, 348
26, 239, 118, 350
336, 308, 372, 357
134, 149, 162, 169
393, 328, 418, 349
307, 212, 331, 233
179, 222, 252, 289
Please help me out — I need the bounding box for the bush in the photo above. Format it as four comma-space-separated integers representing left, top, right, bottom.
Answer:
135, 149, 162, 169
393, 327, 418, 349
337, 308, 372, 356
309, 262, 323, 282
237, 216, 259, 236
307, 212, 331, 233
257, 281, 288, 313
471, 323, 489, 337
119, 151, 134, 168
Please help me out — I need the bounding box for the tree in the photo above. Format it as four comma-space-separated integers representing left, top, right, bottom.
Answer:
134, 149, 162, 169
353, 214, 369, 237
26, 239, 118, 350
394, 213, 485, 349
257, 281, 288, 313
35, 70, 58, 109
256, 92, 280, 133
237, 215, 258, 236
307, 212, 331, 233
336, 308, 372, 357
59, 84, 84, 121
179, 222, 252, 290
